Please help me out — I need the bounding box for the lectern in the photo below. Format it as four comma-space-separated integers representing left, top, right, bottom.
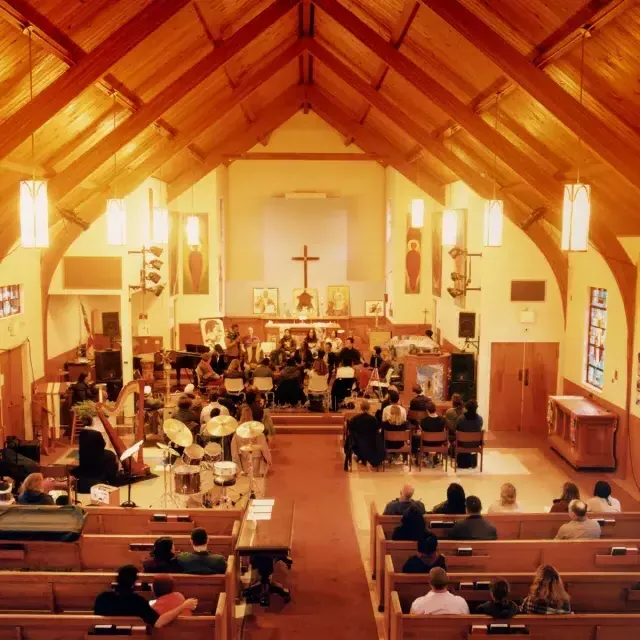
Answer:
548, 396, 617, 470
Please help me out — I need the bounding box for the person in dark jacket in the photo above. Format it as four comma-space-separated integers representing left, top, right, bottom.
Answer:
143, 537, 183, 573
383, 484, 426, 516
72, 428, 119, 493
346, 399, 384, 469
392, 505, 430, 541
475, 578, 519, 618
17, 472, 54, 505
369, 346, 383, 370
455, 398, 483, 469
431, 482, 466, 515
409, 385, 429, 412
449, 496, 497, 540
71, 372, 96, 405
402, 535, 447, 573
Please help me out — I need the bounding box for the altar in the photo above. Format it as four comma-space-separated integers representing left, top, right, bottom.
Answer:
264, 318, 342, 342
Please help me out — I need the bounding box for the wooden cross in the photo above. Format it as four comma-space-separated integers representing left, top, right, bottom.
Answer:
292, 245, 319, 289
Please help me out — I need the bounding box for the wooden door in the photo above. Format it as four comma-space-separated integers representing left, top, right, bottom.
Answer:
0, 345, 25, 442
488, 343, 525, 431
522, 342, 559, 435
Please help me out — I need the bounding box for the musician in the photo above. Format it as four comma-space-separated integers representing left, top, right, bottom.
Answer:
226, 324, 242, 360
196, 352, 219, 384
211, 344, 227, 376
245, 337, 264, 371
72, 429, 119, 493
71, 372, 97, 405
279, 329, 297, 356
172, 395, 200, 433
242, 327, 258, 348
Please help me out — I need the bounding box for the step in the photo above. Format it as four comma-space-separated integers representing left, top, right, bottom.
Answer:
271, 412, 344, 426
275, 424, 343, 435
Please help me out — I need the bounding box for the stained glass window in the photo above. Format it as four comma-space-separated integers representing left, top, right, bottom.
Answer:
586, 287, 607, 390
0, 285, 21, 320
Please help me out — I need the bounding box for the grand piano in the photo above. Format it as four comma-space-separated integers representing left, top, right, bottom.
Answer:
134, 345, 207, 388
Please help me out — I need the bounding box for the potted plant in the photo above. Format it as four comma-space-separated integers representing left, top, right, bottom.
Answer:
74, 400, 98, 426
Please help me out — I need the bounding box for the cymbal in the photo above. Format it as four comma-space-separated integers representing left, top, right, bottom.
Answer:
240, 443, 262, 453
163, 419, 193, 447
172, 428, 194, 448
236, 421, 265, 439
156, 442, 179, 456
205, 415, 238, 437
163, 418, 186, 439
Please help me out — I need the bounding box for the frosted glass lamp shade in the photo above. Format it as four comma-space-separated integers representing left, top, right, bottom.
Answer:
20, 180, 49, 248
186, 215, 200, 246
106, 198, 127, 246
483, 199, 504, 247
410, 199, 424, 228
442, 209, 458, 246
562, 183, 590, 251
151, 206, 169, 244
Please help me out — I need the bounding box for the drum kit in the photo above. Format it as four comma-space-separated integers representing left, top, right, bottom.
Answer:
154, 414, 264, 508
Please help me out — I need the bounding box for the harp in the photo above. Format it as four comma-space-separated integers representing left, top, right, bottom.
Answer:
95, 379, 149, 477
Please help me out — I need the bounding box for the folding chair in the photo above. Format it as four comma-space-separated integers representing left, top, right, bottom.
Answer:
225, 377, 246, 403
383, 428, 412, 471
307, 374, 329, 409
454, 430, 485, 472
254, 376, 275, 406
420, 429, 449, 471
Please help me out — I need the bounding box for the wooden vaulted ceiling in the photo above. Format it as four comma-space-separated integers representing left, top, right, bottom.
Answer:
0, 0, 639, 321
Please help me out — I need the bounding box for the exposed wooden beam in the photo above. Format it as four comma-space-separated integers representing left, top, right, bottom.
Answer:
345, 0, 420, 145
46, 0, 300, 206
419, 0, 640, 189
555, 162, 609, 181
0, 0, 193, 160
168, 86, 306, 202
224, 152, 387, 161
0, 158, 52, 177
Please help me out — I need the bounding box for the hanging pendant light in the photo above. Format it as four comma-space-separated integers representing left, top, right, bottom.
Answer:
410, 199, 424, 228
484, 94, 504, 247
106, 93, 126, 245
20, 29, 48, 248
562, 31, 591, 252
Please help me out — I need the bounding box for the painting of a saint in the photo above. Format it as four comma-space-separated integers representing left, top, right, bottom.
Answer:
253, 288, 278, 316
432, 210, 442, 297
326, 285, 350, 317
405, 218, 422, 294
293, 288, 319, 317
200, 318, 225, 350
416, 363, 445, 401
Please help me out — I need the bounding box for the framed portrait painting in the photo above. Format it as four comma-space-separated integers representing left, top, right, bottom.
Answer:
326, 285, 350, 317
253, 287, 278, 316
293, 288, 319, 317
365, 300, 384, 317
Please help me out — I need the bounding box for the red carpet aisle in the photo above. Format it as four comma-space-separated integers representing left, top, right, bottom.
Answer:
243, 434, 379, 639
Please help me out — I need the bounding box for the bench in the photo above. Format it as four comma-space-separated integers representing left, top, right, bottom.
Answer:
83, 506, 243, 535
383, 558, 640, 634
375, 525, 640, 610
369, 501, 638, 578
388, 591, 640, 640
0, 611, 225, 640
0, 523, 239, 571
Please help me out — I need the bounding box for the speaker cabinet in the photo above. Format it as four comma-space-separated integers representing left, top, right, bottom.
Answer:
449, 380, 475, 401
458, 312, 476, 338
451, 352, 475, 383
95, 350, 122, 382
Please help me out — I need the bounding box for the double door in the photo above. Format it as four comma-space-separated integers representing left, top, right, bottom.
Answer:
0, 345, 25, 443
489, 342, 559, 433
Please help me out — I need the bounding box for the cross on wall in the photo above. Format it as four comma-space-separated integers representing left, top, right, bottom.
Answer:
291, 245, 320, 289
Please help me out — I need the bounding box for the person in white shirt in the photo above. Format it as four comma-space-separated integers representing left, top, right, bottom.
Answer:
488, 482, 521, 514
381, 390, 407, 424
586, 480, 621, 513
199, 391, 230, 427
410, 567, 470, 615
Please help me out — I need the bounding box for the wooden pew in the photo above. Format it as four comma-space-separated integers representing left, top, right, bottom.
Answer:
369, 501, 637, 578
388, 591, 640, 640
375, 525, 640, 611
0, 523, 239, 571
83, 506, 243, 535
0, 610, 225, 640
383, 558, 640, 634
0, 558, 236, 622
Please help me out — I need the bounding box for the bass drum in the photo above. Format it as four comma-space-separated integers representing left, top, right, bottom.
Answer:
174, 465, 201, 495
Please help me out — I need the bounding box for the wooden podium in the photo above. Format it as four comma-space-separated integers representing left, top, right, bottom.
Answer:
548, 396, 617, 470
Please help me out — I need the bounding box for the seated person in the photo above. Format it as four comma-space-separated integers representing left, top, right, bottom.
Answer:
383, 483, 426, 516
94, 564, 196, 626
200, 391, 230, 427
448, 496, 497, 540
382, 390, 407, 424
216, 387, 236, 414
403, 535, 446, 573
196, 352, 220, 384
177, 528, 227, 575
358, 363, 373, 393
150, 574, 192, 616
0, 478, 15, 505
550, 481, 580, 513
520, 565, 571, 614
324, 341, 338, 379
455, 398, 483, 469
279, 329, 297, 356
72, 429, 119, 494
224, 359, 245, 382
308, 357, 329, 391
475, 578, 518, 618
444, 393, 464, 441
431, 482, 467, 515
294, 343, 314, 370
488, 482, 521, 514
331, 359, 356, 411
253, 358, 274, 380
379, 349, 393, 380
420, 400, 446, 462
211, 345, 227, 376
17, 472, 54, 505
392, 504, 431, 541
143, 537, 183, 573
410, 567, 469, 615
382, 403, 408, 455
71, 372, 96, 405
555, 499, 601, 539
245, 337, 264, 370
409, 385, 429, 412
346, 399, 384, 470
275, 358, 305, 406
338, 337, 361, 366
172, 394, 200, 432
586, 480, 621, 513
369, 346, 383, 370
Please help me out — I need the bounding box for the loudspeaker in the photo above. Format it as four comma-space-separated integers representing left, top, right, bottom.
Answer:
102, 311, 121, 338
4, 437, 40, 464
458, 312, 476, 338
95, 350, 122, 382
449, 380, 474, 401
451, 352, 475, 383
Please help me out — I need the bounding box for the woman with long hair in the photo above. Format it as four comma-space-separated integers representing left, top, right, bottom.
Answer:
17, 473, 54, 505
143, 537, 183, 573
476, 578, 519, 618
305, 328, 319, 351
328, 329, 342, 353
586, 480, 621, 513
488, 483, 521, 513
521, 565, 571, 614
431, 482, 466, 515
391, 505, 430, 541
550, 482, 580, 513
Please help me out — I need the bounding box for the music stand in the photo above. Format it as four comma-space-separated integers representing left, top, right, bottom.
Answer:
120, 439, 144, 508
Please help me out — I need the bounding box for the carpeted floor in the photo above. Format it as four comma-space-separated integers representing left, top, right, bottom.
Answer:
243, 434, 378, 639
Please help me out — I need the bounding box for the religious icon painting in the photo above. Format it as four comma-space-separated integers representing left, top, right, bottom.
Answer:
182, 213, 209, 295
365, 300, 384, 317
405, 214, 422, 294
326, 285, 350, 317
293, 288, 319, 317
253, 288, 278, 316
432, 210, 442, 297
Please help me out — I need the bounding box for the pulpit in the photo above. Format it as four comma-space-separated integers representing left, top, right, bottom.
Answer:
548, 396, 617, 470
401, 353, 451, 405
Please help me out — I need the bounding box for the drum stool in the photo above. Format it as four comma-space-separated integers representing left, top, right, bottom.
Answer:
213, 475, 237, 508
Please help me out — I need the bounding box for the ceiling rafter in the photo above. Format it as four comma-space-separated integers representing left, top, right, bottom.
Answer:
299, 0, 314, 114
344, 0, 420, 146
0, 0, 194, 161
419, 0, 640, 189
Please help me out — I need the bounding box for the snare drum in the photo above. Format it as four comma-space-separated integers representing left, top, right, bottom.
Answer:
174, 465, 201, 495
213, 461, 237, 479
203, 442, 222, 464
183, 443, 204, 466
